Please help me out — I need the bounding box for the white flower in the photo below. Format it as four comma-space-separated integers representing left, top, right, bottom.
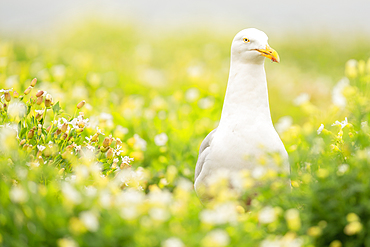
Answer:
9, 186, 28, 203
56, 117, 68, 129
74, 145, 82, 152
116, 167, 145, 189
116, 125, 129, 135
198, 96, 214, 109
317, 124, 324, 135
162, 237, 185, 247
113, 158, 119, 163
203, 229, 230, 247
177, 178, 193, 192
200, 202, 238, 225
275, 116, 293, 134
332, 117, 348, 129
79, 211, 99, 232
338, 164, 349, 175
0, 124, 18, 152
149, 207, 170, 221
138, 68, 167, 87
185, 88, 200, 102
187, 64, 204, 78
332, 77, 349, 107
260, 239, 282, 247
85, 186, 97, 197
68, 115, 89, 129
86, 144, 95, 152
117, 189, 145, 219
37, 145, 46, 151
258, 206, 276, 224
122, 156, 134, 165
252, 166, 266, 179
61, 182, 81, 204
148, 189, 172, 206
100, 112, 114, 128
52, 65, 66, 79
114, 146, 123, 156
57, 238, 79, 247
154, 133, 168, 146
0, 88, 13, 93
7, 100, 27, 120
293, 93, 310, 106
99, 192, 111, 208
96, 126, 105, 135
35, 109, 45, 115
134, 134, 147, 151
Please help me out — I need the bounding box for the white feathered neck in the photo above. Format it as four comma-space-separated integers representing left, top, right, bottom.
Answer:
220, 57, 272, 127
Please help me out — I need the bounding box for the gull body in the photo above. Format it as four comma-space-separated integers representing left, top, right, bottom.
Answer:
194, 28, 289, 199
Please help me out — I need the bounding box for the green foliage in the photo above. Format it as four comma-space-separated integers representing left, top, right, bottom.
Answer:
0, 21, 370, 246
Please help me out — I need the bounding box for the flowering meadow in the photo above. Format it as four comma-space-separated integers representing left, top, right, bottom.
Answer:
1, 22, 370, 246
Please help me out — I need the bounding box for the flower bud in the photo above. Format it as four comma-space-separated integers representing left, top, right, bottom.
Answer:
24, 86, 32, 95
55, 129, 61, 136
61, 133, 68, 140
66, 145, 74, 152
46, 126, 51, 132
45, 94, 52, 107
30, 78, 37, 87
61, 151, 68, 159
4, 92, 11, 102
76, 128, 84, 133
13, 91, 19, 98
38, 124, 42, 136
58, 168, 65, 175
36, 113, 43, 121
108, 135, 113, 146
100, 146, 108, 152
106, 148, 114, 159
22, 144, 29, 151
102, 137, 110, 147
36, 90, 44, 97
27, 144, 33, 152
19, 139, 26, 146
78, 121, 85, 128
36, 96, 43, 105
28, 129, 35, 139
77, 100, 86, 109
3, 103, 7, 111
115, 138, 122, 147
61, 123, 68, 133
91, 133, 99, 142
44, 147, 51, 157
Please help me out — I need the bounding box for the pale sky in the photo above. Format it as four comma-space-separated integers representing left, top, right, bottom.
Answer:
0, 0, 369, 36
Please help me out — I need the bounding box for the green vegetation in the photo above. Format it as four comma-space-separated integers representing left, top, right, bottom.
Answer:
1, 21, 370, 246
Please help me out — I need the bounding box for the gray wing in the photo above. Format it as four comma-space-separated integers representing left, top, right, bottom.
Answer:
194, 128, 217, 181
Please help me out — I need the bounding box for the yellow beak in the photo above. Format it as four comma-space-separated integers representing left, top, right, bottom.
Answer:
254, 45, 280, 63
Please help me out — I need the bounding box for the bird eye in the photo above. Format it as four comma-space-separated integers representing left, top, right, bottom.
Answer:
243, 38, 250, 43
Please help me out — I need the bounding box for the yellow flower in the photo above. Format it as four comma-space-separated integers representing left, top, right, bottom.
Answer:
344, 221, 362, 235
346, 213, 360, 222
307, 226, 322, 237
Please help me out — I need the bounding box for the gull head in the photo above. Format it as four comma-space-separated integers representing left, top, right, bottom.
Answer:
231, 28, 280, 64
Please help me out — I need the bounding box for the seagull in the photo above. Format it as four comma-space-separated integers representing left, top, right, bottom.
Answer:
194, 28, 290, 200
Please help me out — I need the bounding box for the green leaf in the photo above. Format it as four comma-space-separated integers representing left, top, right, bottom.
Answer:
52, 102, 61, 114
20, 127, 28, 139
